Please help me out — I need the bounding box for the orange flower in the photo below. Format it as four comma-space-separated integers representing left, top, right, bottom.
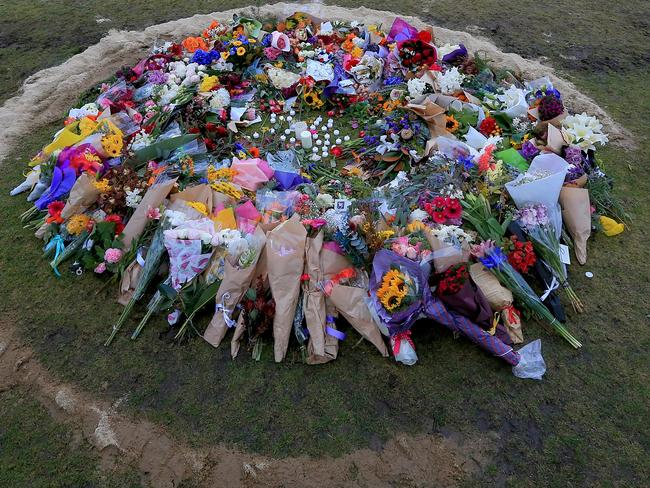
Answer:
182, 36, 208, 53
202, 20, 220, 38
249, 147, 260, 158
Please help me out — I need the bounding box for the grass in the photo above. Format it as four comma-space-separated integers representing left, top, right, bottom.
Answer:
0, 387, 142, 487
0, 0, 649, 486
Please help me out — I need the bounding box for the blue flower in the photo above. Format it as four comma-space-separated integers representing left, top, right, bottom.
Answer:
479, 247, 507, 270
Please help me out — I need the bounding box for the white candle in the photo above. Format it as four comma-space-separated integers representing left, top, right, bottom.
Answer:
300, 130, 313, 149
335, 138, 342, 145
289, 137, 296, 144
333, 129, 340, 136
280, 135, 286, 141
343, 135, 350, 141
294, 121, 308, 139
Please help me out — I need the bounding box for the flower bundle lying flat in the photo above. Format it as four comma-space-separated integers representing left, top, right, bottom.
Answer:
12, 12, 627, 378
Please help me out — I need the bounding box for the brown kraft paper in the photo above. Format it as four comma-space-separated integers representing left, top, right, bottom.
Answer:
266, 214, 307, 362
302, 231, 327, 357
169, 183, 213, 212
121, 178, 177, 248
203, 226, 266, 348
560, 186, 591, 265
60, 173, 100, 220
306, 302, 339, 364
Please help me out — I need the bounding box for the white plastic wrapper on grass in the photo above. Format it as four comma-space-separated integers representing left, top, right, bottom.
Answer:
390, 336, 418, 366
512, 339, 546, 380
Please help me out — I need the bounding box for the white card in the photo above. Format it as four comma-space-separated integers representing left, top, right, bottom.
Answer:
334, 198, 351, 213
559, 244, 571, 265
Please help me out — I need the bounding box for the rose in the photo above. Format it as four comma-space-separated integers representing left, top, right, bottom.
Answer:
104, 248, 123, 264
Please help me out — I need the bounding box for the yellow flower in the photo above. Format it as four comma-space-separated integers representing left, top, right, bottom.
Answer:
248, 38, 257, 43
220, 51, 230, 60
303, 89, 324, 109
232, 40, 243, 47
211, 181, 242, 200
377, 230, 395, 240
199, 75, 219, 92
236, 47, 246, 56
66, 214, 91, 235
406, 221, 426, 233
445, 115, 460, 133
78, 117, 98, 136
207, 165, 238, 182
186, 201, 209, 216
101, 133, 123, 157
348, 167, 363, 177
93, 178, 111, 193
350, 46, 364, 59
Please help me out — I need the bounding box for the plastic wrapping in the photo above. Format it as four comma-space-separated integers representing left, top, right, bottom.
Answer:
512, 339, 546, 380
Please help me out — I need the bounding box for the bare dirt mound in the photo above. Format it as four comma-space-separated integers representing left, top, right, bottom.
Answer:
0, 322, 494, 487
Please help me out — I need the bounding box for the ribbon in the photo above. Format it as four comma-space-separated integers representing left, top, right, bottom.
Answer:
136, 247, 147, 267
326, 327, 346, 341
391, 330, 415, 357
215, 292, 236, 328
540, 276, 559, 301
44, 235, 65, 277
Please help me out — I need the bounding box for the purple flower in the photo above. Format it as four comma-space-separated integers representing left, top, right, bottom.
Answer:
148, 70, 167, 85
519, 140, 540, 161
564, 145, 583, 165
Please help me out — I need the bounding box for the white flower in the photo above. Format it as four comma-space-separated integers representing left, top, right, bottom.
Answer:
496, 85, 529, 118
561, 113, 608, 151
409, 209, 429, 222
431, 225, 475, 247
209, 88, 231, 110
213, 229, 242, 247
125, 188, 143, 208
436, 67, 465, 95
407, 78, 432, 100
227, 237, 249, 258
164, 209, 188, 227
315, 193, 334, 209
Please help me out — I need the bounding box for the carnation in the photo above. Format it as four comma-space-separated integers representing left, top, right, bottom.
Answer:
104, 248, 123, 264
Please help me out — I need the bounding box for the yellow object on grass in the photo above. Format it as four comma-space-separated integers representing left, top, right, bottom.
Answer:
600, 216, 624, 236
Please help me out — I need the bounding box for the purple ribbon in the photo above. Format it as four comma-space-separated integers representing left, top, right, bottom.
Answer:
326, 326, 346, 341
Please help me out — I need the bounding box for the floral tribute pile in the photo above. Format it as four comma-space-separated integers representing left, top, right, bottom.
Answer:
12, 12, 628, 377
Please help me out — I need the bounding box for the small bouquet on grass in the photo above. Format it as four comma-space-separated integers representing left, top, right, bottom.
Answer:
471, 240, 581, 348
516, 204, 584, 312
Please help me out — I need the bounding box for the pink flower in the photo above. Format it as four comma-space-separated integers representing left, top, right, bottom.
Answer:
104, 248, 123, 264
406, 247, 418, 260
264, 47, 282, 60
131, 112, 143, 124
146, 206, 161, 220
94, 262, 107, 274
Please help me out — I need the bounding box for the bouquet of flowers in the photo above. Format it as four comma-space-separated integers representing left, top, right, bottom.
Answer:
472, 240, 581, 348
516, 204, 584, 312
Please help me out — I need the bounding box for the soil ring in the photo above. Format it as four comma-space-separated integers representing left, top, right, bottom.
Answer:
0, 3, 630, 486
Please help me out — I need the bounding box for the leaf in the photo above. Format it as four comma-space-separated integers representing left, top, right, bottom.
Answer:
158, 283, 178, 300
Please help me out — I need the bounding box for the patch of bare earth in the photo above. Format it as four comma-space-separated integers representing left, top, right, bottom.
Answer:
0, 321, 495, 487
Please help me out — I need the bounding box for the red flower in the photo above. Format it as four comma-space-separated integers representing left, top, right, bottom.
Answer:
104, 214, 125, 235
479, 117, 499, 137
47, 200, 65, 215
417, 30, 433, 44
445, 200, 462, 220
330, 146, 343, 158
432, 211, 447, 223
432, 196, 446, 209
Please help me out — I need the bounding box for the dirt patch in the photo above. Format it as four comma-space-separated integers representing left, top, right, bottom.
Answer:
0, 322, 495, 487
0, 2, 634, 165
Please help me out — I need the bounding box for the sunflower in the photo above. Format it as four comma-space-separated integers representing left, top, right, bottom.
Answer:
220, 51, 230, 60
236, 46, 246, 56
232, 40, 243, 47
446, 115, 460, 133
303, 89, 324, 108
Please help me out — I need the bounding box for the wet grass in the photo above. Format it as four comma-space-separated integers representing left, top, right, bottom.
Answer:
0, 1, 649, 486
